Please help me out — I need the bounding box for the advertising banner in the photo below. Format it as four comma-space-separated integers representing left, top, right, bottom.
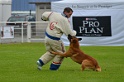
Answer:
73, 16, 111, 37
51, 0, 124, 46
0, 26, 14, 39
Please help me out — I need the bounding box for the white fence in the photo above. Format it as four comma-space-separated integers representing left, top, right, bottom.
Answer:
0, 21, 48, 43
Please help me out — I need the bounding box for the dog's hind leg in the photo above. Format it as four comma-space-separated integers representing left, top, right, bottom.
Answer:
81, 62, 85, 71
95, 65, 101, 72
82, 59, 96, 71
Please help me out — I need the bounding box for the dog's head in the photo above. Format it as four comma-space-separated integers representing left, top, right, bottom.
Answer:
68, 34, 82, 42
68, 34, 82, 47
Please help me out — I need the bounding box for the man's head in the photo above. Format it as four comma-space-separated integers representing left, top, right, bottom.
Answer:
63, 7, 73, 18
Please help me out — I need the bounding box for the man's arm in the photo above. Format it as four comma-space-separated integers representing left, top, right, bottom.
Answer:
61, 18, 76, 36
41, 12, 52, 21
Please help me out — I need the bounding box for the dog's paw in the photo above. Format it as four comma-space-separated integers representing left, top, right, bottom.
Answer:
49, 51, 56, 55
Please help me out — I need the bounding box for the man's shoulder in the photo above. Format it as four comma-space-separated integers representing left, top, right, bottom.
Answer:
52, 12, 68, 22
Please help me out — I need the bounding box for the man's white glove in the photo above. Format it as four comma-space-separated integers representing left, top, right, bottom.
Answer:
70, 30, 77, 36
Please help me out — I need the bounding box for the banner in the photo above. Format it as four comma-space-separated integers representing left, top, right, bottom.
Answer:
52, 1, 124, 46
0, 26, 14, 39
73, 16, 112, 37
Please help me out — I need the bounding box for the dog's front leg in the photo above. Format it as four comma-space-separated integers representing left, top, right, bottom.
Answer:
50, 51, 71, 57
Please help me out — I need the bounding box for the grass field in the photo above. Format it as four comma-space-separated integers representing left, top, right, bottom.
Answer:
0, 43, 124, 82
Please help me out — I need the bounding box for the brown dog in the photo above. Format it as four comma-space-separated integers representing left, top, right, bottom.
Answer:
50, 35, 101, 72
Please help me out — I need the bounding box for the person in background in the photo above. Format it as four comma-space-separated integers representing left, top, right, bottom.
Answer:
37, 7, 76, 70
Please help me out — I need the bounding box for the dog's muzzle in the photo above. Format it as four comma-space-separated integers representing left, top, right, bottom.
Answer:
68, 34, 72, 42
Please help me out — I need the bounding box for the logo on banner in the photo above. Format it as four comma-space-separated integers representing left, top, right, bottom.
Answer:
73, 16, 111, 37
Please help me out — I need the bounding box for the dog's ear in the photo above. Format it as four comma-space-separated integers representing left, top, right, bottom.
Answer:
78, 38, 82, 41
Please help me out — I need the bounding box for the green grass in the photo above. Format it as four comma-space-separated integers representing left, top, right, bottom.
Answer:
0, 43, 124, 82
